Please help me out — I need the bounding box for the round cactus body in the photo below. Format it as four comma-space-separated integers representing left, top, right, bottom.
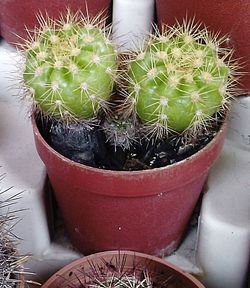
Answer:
127, 22, 235, 135
23, 11, 118, 122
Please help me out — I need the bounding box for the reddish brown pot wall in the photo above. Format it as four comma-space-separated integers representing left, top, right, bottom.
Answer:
32, 117, 227, 257
0, 0, 111, 44
156, 0, 250, 94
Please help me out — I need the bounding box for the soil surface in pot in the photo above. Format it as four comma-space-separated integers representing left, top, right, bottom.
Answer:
36, 113, 223, 171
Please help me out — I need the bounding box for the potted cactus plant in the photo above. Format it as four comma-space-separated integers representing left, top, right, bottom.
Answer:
19, 10, 238, 257
42, 250, 205, 287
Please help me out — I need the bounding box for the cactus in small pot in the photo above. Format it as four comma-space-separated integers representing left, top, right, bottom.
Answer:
21, 10, 118, 123
125, 20, 238, 138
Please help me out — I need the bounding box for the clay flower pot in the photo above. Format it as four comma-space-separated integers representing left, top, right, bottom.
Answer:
32, 115, 227, 257
155, 0, 250, 93
0, 0, 112, 45
42, 250, 205, 287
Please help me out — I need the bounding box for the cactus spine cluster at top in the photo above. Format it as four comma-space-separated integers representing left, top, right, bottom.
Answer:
126, 20, 237, 137
22, 10, 118, 122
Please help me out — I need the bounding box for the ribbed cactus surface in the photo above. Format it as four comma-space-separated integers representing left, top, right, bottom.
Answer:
23, 11, 117, 122
127, 21, 235, 136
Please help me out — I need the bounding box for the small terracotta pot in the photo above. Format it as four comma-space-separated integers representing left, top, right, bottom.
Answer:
42, 250, 205, 287
0, 0, 111, 45
32, 115, 227, 257
155, 0, 250, 94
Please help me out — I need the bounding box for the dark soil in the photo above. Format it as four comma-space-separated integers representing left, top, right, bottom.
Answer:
36, 113, 223, 171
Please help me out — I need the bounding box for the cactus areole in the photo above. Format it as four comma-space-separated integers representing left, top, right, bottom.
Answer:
127, 21, 235, 135
23, 11, 117, 122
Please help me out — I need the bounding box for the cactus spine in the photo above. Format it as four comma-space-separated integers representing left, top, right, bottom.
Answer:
102, 115, 137, 150
22, 10, 118, 122
52, 252, 179, 287
125, 20, 237, 138
0, 189, 29, 287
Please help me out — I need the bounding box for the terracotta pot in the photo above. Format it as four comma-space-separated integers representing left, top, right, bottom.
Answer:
0, 0, 111, 45
156, 0, 250, 94
42, 250, 205, 287
32, 115, 227, 257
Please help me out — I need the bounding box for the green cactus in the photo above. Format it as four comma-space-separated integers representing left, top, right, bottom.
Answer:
126, 20, 237, 137
22, 10, 118, 122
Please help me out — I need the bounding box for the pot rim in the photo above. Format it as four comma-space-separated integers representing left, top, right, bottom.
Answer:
42, 250, 205, 288
31, 113, 227, 176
